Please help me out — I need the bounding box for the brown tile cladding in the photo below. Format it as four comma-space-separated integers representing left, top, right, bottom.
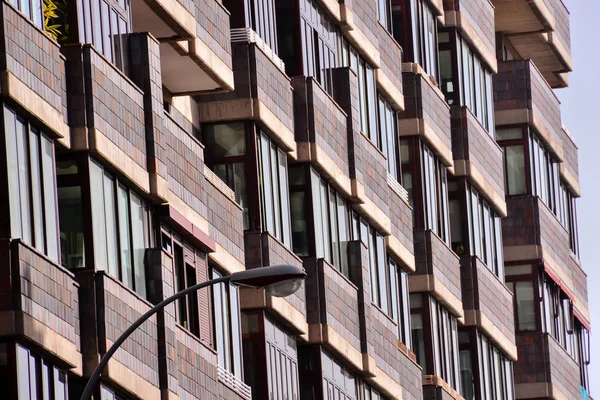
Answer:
196, 0, 233, 66
494, 60, 563, 157
388, 183, 415, 259
450, 106, 505, 202
377, 24, 403, 95
0, 240, 81, 357
570, 256, 588, 320
400, 72, 452, 155
96, 273, 160, 388
560, 127, 579, 187
342, 0, 379, 53
515, 332, 580, 400
413, 229, 462, 304
460, 256, 515, 346
503, 196, 572, 286
548, 0, 571, 56
443, 0, 495, 64
292, 76, 350, 179
304, 257, 362, 352
1, 3, 67, 125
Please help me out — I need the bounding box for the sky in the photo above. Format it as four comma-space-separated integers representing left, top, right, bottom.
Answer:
555, 0, 600, 390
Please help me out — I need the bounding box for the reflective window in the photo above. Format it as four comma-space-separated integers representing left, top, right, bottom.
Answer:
16, 344, 68, 400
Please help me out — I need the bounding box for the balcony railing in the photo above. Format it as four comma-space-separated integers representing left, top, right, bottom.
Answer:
217, 365, 252, 400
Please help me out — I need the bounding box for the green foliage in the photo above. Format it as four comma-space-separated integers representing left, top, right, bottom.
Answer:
43, 0, 68, 42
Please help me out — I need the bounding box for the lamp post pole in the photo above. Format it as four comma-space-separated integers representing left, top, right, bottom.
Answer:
80, 276, 230, 400
79, 264, 306, 400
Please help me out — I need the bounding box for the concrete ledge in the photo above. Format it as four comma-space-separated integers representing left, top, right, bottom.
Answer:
209, 243, 245, 275
2, 71, 70, 145
296, 142, 353, 198
105, 356, 161, 399
307, 323, 364, 372
453, 160, 507, 217
376, 69, 405, 111
514, 382, 570, 400
463, 310, 518, 360
190, 37, 235, 91
559, 164, 581, 197
409, 274, 463, 318
352, 181, 392, 235
386, 234, 416, 272
144, 0, 196, 39
254, 99, 297, 159
423, 375, 464, 400
398, 118, 454, 172
240, 288, 308, 335
89, 128, 151, 194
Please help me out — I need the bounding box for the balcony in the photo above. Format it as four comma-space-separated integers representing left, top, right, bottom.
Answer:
411, 230, 463, 317
503, 196, 574, 292
292, 76, 351, 196
304, 257, 363, 370
514, 332, 580, 400
377, 24, 404, 110
0, 2, 69, 144
387, 177, 416, 271
461, 257, 517, 359
443, 0, 497, 72
492, 0, 572, 87
197, 38, 295, 157
560, 126, 580, 196
451, 107, 507, 216
399, 69, 454, 172
494, 60, 564, 161
570, 257, 590, 329
338, 0, 380, 66
0, 240, 81, 371
131, 0, 234, 94
241, 232, 307, 335
78, 272, 160, 398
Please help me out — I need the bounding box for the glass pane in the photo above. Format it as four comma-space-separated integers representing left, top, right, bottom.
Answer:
516, 281, 536, 331
41, 362, 50, 400
411, 314, 427, 372
321, 182, 331, 263
5, 108, 22, 238
212, 272, 225, 368
260, 133, 275, 234
278, 151, 292, 248
29, 131, 45, 253
271, 145, 282, 240
101, 1, 112, 61
17, 345, 30, 400
53, 368, 67, 400
16, 120, 32, 245
90, 161, 108, 270
311, 172, 324, 258
103, 174, 119, 277
230, 285, 243, 379
204, 123, 246, 157
117, 185, 133, 289
41, 137, 58, 262
505, 145, 526, 195
58, 187, 85, 269
130, 192, 147, 298
496, 127, 523, 141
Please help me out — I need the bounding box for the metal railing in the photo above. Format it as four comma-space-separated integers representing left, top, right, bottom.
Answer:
230, 27, 286, 72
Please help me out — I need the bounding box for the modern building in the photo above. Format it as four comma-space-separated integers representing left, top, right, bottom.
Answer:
0, 0, 590, 398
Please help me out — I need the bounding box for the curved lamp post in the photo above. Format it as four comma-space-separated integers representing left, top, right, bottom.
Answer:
81, 264, 306, 400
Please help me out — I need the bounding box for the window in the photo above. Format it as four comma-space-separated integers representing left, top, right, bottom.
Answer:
77, 0, 130, 72
439, 31, 494, 134
16, 344, 68, 400
87, 160, 151, 297
410, 294, 460, 391
574, 322, 590, 393
257, 131, 292, 248
464, 183, 504, 279
309, 170, 351, 277
246, 0, 278, 52
377, 0, 392, 31
100, 385, 129, 400
9, 0, 43, 29
361, 381, 390, 400
356, 59, 378, 142
378, 95, 401, 181
475, 331, 514, 400
212, 269, 243, 381
322, 351, 357, 400
264, 315, 300, 400
401, 139, 450, 243
4, 107, 59, 262
391, 0, 439, 80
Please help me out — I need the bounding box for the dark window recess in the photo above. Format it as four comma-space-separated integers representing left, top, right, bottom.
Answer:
212, 268, 243, 381
391, 0, 439, 81
76, 0, 130, 73
3, 106, 59, 263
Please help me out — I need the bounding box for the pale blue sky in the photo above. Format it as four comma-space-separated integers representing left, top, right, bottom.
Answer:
556, 0, 599, 390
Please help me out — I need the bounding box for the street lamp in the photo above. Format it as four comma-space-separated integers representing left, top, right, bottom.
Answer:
81, 264, 306, 400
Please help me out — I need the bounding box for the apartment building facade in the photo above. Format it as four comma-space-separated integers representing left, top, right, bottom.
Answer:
0, 0, 590, 398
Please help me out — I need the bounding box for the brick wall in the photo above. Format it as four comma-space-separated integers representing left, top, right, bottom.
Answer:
1, 4, 66, 124
196, 0, 232, 67
292, 76, 350, 179
83, 45, 146, 167
444, 0, 495, 63
389, 183, 415, 259
97, 273, 160, 389
400, 73, 452, 154
515, 333, 579, 399
413, 230, 462, 303
461, 257, 515, 346
451, 107, 505, 202
377, 24, 403, 95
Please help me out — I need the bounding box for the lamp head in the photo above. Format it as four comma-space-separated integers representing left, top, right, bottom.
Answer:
230, 264, 306, 297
